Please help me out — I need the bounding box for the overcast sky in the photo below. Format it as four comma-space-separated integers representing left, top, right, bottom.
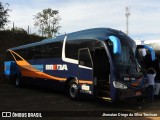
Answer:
1, 0, 160, 40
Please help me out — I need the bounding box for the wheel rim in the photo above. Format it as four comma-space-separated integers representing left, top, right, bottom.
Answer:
70, 83, 78, 98
16, 78, 19, 86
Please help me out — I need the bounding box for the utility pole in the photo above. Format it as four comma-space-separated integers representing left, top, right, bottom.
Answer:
28, 25, 29, 34
125, 6, 130, 35
12, 22, 14, 32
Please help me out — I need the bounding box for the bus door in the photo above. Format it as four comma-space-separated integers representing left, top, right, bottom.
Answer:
78, 48, 93, 95
93, 48, 110, 98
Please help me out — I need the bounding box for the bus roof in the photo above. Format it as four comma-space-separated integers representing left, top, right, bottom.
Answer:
10, 28, 121, 50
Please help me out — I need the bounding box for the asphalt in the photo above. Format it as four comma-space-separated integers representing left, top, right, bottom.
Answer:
0, 82, 160, 120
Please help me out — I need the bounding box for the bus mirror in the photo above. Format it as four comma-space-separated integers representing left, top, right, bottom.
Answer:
144, 45, 155, 61
108, 36, 121, 54
137, 45, 155, 61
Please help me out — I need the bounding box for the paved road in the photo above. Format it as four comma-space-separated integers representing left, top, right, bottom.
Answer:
0, 83, 160, 120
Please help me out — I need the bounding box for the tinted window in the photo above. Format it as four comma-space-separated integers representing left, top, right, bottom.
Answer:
13, 42, 62, 60
42, 42, 62, 58
15, 49, 28, 60
65, 39, 102, 60
27, 45, 44, 59
5, 51, 14, 61
65, 40, 81, 60
106, 39, 138, 74
79, 49, 92, 67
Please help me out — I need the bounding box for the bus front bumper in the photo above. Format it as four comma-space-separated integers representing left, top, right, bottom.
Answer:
117, 88, 145, 100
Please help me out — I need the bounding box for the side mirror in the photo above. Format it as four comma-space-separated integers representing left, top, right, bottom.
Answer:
107, 36, 121, 54
137, 45, 155, 61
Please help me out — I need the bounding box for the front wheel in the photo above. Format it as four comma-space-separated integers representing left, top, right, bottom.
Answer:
68, 80, 79, 100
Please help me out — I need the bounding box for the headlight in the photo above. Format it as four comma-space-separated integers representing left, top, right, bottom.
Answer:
113, 81, 128, 89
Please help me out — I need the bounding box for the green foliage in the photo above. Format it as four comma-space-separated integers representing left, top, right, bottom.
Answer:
34, 8, 61, 38
0, 30, 46, 51
0, 30, 46, 79
0, 2, 10, 30
11, 27, 27, 34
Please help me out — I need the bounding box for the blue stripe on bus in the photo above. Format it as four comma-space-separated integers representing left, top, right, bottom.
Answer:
108, 35, 121, 54
4, 61, 12, 75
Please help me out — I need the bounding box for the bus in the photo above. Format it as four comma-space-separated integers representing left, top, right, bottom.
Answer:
136, 40, 160, 96
3, 28, 155, 102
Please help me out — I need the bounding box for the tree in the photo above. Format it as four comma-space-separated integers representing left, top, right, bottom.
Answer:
34, 8, 61, 37
11, 27, 27, 34
0, 2, 10, 30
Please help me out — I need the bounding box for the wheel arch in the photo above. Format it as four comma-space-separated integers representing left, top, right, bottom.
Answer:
13, 71, 21, 79
64, 76, 78, 89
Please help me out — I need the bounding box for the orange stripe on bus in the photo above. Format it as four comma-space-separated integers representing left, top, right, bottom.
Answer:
8, 50, 94, 84
9, 49, 25, 61
131, 78, 142, 86
8, 50, 66, 81
16, 60, 66, 81
79, 80, 93, 84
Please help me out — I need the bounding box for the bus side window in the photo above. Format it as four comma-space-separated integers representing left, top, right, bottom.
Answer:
5, 51, 14, 61
42, 42, 62, 58
15, 49, 28, 60
79, 49, 92, 68
66, 40, 81, 60
27, 45, 44, 60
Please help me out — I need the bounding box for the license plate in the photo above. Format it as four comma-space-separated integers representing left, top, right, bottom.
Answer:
136, 91, 141, 96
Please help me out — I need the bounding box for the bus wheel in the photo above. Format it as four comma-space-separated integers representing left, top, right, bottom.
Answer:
15, 76, 22, 88
68, 80, 79, 100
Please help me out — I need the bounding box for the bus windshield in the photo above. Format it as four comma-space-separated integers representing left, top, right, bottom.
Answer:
106, 36, 141, 74
114, 45, 138, 74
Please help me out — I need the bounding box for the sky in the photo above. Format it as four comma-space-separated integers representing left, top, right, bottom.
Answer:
1, 0, 160, 40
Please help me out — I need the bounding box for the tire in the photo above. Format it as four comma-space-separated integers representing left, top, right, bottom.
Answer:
68, 80, 79, 100
15, 76, 22, 88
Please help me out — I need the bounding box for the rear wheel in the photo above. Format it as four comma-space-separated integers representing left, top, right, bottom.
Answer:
68, 80, 79, 100
15, 76, 22, 88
